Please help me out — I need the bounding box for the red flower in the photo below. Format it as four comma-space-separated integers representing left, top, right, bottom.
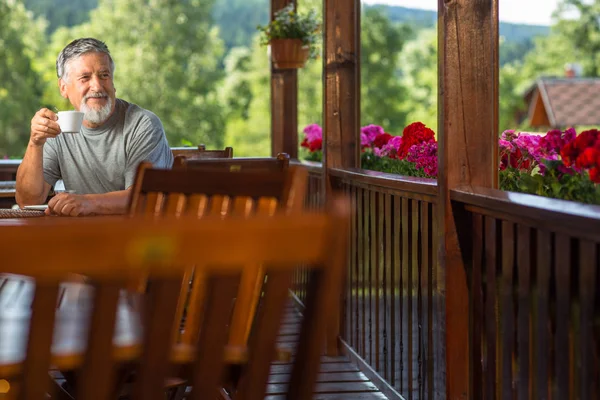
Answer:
500, 147, 531, 171
561, 129, 600, 167
308, 138, 322, 152
373, 133, 393, 148
575, 147, 599, 169
398, 122, 435, 159
300, 138, 309, 149
590, 167, 600, 183
575, 130, 598, 151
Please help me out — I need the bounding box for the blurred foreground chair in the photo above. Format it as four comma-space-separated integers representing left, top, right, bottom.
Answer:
170, 145, 233, 160
0, 208, 349, 400
128, 161, 308, 358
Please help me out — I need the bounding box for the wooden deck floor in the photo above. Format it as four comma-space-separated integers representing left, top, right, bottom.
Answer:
266, 305, 390, 400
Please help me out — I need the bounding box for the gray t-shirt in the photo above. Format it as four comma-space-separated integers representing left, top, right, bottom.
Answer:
43, 99, 173, 194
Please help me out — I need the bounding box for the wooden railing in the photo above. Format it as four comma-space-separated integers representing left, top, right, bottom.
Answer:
451, 187, 600, 399
329, 168, 443, 399
0, 160, 20, 181
292, 161, 324, 306
291, 162, 445, 399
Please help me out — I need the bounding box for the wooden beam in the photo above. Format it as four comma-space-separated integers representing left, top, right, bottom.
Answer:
323, 0, 360, 171
437, 0, 499, 398
271, 0, 298, 159
322, 0, 360, 356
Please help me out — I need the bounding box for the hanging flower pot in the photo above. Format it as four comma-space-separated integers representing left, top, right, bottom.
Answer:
257, 4, 320, 69
270, 39, 310, 69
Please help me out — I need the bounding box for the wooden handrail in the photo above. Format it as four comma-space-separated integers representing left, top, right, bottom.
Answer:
329, 167, 438, 196
451, 186, 600, 241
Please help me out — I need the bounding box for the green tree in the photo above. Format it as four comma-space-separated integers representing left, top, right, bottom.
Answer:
554, 0, 600, 77
213, 0, 268, 51
0, 0, 46, 157
42, 0, 227, 148
498, 32, 578, 130
23, 0, 97, 34
222, 36, 271, 156
399, 28, 437, 133
360, 7, 411, 131
222, 0, 323, 157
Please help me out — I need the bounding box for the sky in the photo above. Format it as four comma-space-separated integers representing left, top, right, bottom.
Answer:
362, 0, 560, 26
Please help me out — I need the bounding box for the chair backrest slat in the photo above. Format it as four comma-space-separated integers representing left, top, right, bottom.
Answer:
133, 277, 182, 400
235, 270, 295, 400
19, 283, 59, 400
174, 152, 289, 173
171, 145, 233, 161
76, 283, 121, 400
188, 274, 240, 400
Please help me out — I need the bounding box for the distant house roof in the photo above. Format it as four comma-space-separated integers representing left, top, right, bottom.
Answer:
523, 78, 600, 128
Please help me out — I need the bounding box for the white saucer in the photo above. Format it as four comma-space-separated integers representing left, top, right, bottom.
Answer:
23, 205, 49, 211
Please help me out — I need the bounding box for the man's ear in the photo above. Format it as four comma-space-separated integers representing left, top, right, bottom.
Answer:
58, 79, 68, 99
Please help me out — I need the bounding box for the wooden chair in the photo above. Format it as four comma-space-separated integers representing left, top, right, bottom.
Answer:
173, 152, 289, 171
0, 209, 349, 400
128, 161, 308, 357
170, 145, 233, 160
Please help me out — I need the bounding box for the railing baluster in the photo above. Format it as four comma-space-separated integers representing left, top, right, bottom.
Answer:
500, 220, 516, 400
420, 201, 431, 398
349, 185, 357, 348
370, 189, 377, 367
535, 230, 551, 400
471, 213, 484, 399
401, 197, 410, 395
484, 216, 498, 399
362, 188, 368, 359
393, 195, 402, 390
554, 234, 571, 399
412, 199, 422, 398
383, 192, 392, 381
517, 225, 532, 399
579, 240, 597, 399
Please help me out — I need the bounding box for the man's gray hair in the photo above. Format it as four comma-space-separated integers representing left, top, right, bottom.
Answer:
56, 38, 115, 82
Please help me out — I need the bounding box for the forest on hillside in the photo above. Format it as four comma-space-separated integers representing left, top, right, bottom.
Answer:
2, 0, 599, 158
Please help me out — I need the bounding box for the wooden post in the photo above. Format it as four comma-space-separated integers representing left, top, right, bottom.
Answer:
271, 0, 298, 159
323, 0, 360, 172
322, 0, 360, 356
437, 0, 499, 398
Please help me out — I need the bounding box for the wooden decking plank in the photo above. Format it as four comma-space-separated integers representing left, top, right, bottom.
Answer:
279, 324, 301, 335
268, 371, 369, 384
264, 298, 389, 400
266, 381, 379, 395
276, 335, 299, 343
265, 392, 389, 400
272, 356, 350, 365
270, 362, 360, 374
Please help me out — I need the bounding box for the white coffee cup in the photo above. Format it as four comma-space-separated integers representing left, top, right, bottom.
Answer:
57, 111, 85, 133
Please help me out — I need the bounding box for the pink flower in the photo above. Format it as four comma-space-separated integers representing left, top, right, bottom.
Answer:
406, 140, 438, 177
361, 124, 384, 146
360, 133, 370, 148
302, 124, 322, 143
376, 136, 403, 159
301, 124, 323, 153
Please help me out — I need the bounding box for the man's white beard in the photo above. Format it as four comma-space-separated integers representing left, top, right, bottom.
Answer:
80, 94, 113, 125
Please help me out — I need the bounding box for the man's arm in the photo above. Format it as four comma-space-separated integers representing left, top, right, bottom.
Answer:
45, 188, 132, 216
16, 108, 61, 207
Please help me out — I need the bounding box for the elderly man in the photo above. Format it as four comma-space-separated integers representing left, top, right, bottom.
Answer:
16, 37, 173, 216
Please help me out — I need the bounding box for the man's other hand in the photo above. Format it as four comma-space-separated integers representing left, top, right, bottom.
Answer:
46, 193, 94, 217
